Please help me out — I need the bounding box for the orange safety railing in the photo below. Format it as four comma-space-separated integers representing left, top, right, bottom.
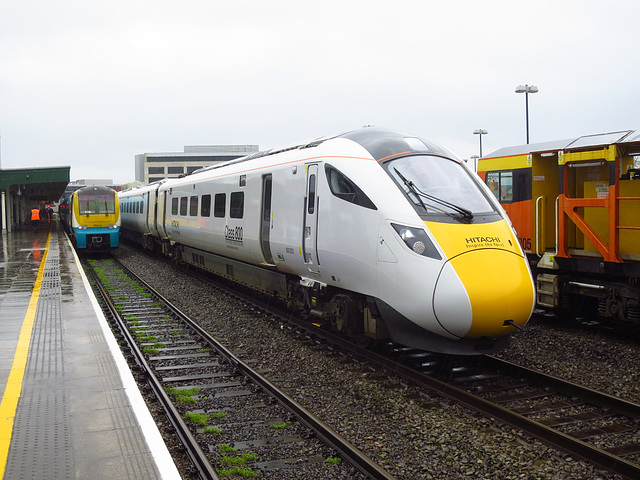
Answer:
557, 158, 640, 263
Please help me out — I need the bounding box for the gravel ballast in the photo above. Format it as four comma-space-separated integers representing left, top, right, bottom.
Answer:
116, 244, 635, 480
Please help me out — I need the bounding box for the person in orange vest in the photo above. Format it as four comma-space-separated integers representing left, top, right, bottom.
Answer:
30, 206, 41, 233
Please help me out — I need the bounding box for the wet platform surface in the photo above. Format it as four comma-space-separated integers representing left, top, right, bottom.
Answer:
0, 222, 180, 479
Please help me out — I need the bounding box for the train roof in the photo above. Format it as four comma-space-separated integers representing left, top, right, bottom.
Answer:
339, 127, 457, 161
484, 129, 640, 159
190, 127, 458, 176
74, 185, 117, 195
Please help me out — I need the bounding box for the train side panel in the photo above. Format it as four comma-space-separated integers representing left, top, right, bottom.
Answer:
160, 169, 262, 266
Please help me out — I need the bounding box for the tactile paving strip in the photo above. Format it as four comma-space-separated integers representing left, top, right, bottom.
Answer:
4, 238, 74, 479
5, 231, 167, 480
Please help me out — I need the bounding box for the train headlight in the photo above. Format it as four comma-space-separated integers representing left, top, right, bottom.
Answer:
80, 225, 88, 230
392, 223, 441, 260
108, 224, 114, 229
412, 241, 426, 255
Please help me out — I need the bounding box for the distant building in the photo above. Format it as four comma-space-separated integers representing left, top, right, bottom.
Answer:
135, 145, 259, 184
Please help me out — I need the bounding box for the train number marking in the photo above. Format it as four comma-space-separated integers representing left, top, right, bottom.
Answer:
225, 225, 243, 244
518, 237, 532, 251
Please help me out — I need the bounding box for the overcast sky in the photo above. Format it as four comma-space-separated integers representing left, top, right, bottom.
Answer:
1, 0, 638, 183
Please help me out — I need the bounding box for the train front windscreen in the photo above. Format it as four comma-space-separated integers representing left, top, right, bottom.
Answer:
78, 194, 116, 215
386, 154, 500, 223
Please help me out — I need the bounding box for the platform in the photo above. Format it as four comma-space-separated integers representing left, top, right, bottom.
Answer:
0, 221, 180, 479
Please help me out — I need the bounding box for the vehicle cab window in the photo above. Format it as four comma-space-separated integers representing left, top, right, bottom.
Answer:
386, 154, 498, 223
325, 164, 377, 210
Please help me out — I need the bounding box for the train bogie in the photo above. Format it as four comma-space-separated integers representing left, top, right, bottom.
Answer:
121, 127, 535, 354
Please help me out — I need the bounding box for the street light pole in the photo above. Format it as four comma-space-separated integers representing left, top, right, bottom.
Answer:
469, 155, 479, 173
473, 129, 487, 158
515, 84, 538, 144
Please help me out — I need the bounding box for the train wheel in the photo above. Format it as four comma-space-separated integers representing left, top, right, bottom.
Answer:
329, 294, 363, 335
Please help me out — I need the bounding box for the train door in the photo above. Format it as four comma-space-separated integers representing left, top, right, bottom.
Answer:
531, 153, 559, 254
260, 174, 275, 265
157, 190, 169, 239
144, 192, 152, 233
303, 164, 320, 273
147, 189, 158, 236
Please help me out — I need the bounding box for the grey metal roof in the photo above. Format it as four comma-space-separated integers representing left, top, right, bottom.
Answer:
484, 130, 639, 159
565, 130, 634, 149
484, 139, 572, 159
619, 130, 640, 144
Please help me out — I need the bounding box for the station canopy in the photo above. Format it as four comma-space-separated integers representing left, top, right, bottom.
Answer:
0, 166, 70, 203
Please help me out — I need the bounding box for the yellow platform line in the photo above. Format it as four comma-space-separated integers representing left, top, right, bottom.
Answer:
0, 232, 51, 479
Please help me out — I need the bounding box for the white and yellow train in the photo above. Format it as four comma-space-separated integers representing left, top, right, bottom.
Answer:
120, 127, 535, 354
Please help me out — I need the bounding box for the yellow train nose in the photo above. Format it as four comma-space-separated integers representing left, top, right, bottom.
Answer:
433, 249, 535, 338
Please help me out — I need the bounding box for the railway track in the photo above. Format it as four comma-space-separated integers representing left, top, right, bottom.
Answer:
83, 257, 395, 480
161, 260, 640, 479
386, 349, 640, 480
275, 321, 640, 480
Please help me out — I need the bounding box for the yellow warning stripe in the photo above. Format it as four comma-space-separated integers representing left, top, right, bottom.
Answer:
0, 232, 51, 478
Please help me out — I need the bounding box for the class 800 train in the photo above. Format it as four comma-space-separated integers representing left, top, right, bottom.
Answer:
60, 185, 121, 253
120, 127, 535, 354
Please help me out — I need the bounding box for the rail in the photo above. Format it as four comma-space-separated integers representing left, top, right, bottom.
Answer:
86, 258, 395, 480
87, 265, 220, 480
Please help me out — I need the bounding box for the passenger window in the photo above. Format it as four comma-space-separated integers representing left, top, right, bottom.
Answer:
171, 197, 179, 215
214, 193, 226, 218
180, 196, 188, 216
325, 164, 377, 210
189, 196, 198, 216
308, 174, 316, 214
201, 194, 211, 217
230, 192, 244, 219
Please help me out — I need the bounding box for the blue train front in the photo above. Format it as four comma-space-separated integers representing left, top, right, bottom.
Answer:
67, 186, 120, 252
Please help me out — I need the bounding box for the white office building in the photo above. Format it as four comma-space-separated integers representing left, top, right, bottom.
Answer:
135, 144, 259, 184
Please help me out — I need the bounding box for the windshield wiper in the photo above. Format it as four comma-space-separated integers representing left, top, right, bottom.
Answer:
394, 168, 430, 212
417, 189, 473, 221
394, 168, 474, 221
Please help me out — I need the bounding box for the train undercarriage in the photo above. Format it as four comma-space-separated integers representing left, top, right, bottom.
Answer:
147, 236, 391, 342
534, 253, 640, 328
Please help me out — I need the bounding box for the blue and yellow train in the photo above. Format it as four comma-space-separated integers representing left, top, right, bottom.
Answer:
60, 185, 120, 253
